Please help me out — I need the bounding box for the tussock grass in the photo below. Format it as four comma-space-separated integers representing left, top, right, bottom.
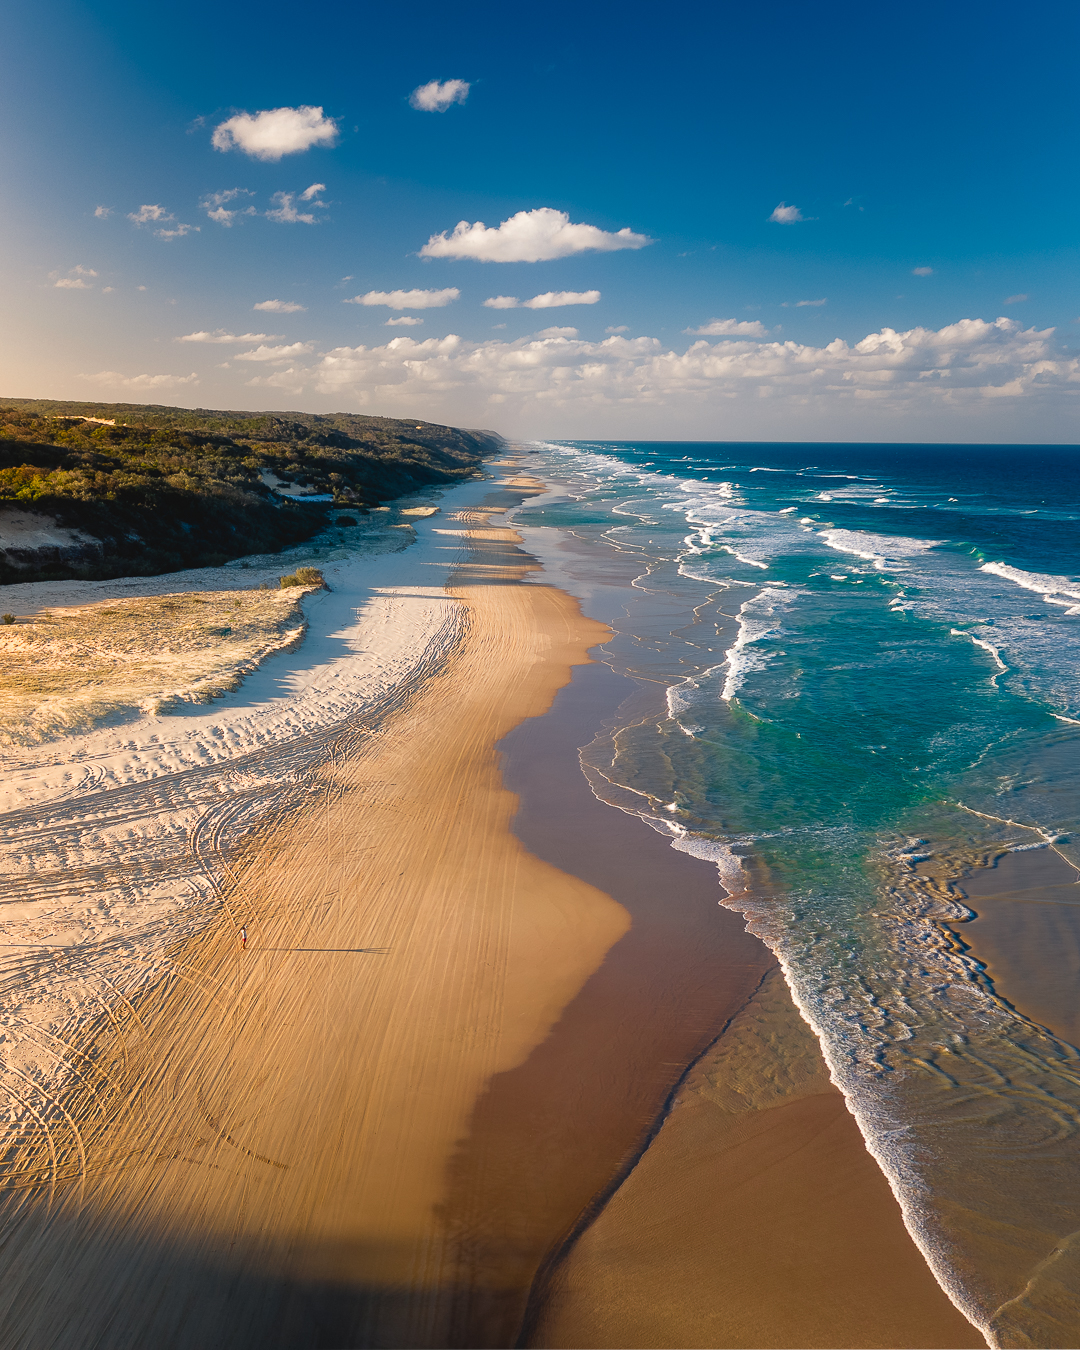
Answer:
0, 584, 321, 745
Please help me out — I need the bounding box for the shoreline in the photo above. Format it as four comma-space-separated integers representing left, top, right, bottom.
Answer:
0, 471, 984, 1347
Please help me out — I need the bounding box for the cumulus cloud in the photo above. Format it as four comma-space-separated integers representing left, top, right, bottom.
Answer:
81, 371, 199, 389
234, 342, 314, 363
212, 106, 338, 161
52, 265, 98, 290
244, 367, 308, 392
128, 204, 198, 239
482, 290, 602, 309
94, 206, 111, 219
419, 207, 652, 262
525, 290, 600, 308
769, 202, 806, 223
686, 318, 768, 337
284, 317, 1074, 437
254, 299, 306, 312
345, 287, 460, 309
177, 330, 281, 343
1005, 294, 1029, 304
409, 79, 470, 112
606, 325, 629, 334
534, 326, 578, 338
266, 185, 327, 224
386, 316, 424, 326
913, 266, 934, 276
201, 188, 257, 225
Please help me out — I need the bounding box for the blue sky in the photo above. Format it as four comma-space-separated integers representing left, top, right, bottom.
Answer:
3, 0, 1078, 439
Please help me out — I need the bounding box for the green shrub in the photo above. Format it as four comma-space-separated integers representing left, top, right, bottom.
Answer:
279, 566, 324, 589
1, 614, 15, 624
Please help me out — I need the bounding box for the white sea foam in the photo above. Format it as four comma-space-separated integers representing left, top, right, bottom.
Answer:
721, 587, 805, 702
981, 561, 1080, 614
820, 527, 945, 569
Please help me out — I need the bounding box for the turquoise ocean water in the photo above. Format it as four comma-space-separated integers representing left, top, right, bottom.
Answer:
513, 441, 1080, 1345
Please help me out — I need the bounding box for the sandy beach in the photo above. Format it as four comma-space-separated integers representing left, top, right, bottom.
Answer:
0, 472, 984, 1348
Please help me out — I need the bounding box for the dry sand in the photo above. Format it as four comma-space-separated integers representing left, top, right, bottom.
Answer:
0, 481, 984, 1349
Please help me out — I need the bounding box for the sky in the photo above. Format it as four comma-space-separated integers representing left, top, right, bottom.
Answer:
2, 0, 1078, 441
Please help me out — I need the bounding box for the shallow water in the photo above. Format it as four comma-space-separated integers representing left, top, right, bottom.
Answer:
512, 440, 1080, 1347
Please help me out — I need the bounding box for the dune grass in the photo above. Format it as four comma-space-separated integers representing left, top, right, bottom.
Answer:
0, 583, 322, 745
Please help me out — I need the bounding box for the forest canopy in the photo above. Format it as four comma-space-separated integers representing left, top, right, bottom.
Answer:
0, 398, 501, 583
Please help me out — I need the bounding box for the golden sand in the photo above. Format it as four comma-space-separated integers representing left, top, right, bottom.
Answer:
0, 485, 985, 1348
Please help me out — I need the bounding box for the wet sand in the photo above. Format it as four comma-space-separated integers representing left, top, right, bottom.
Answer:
954, 848, 1080, 1048
530, 967, 984, 1349
0, 480, 983, 1348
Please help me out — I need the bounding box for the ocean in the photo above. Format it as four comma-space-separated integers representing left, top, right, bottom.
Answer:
511, 440, 1080, 1344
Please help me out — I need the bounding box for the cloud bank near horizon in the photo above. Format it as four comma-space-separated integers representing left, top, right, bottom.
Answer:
228, 316, 1078, 440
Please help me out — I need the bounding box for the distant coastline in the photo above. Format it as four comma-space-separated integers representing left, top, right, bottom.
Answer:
0, 397, 503, 583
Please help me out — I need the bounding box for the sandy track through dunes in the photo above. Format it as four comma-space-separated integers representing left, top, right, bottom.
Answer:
0, 492, 631, 1349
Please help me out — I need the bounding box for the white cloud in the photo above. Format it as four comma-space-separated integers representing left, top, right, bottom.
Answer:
686, 318, 768, 337
129, 204, 169, 224
795, 298, 827, 307
345, 287, 460, 309
244, 367, 307, 392
52, 265, 98, 290
254, 299, 306, 312
769, 202, 806, 224
606, 325, 629, 334
266, 186, 327, 224
212, 106, 338, 161
482, 290, 602, 309
102, 286, 114, 293
234, 342, 314, 363
177, 330, 281, 343
201, 188, 257, 225
1005, 293, 1029, 304
913, 266, 934, 276
524, 290, 601, 309
419, 207, 652, 262
292, 317, 1075, 437
409, 79, 470, 112
94, 206, 111, 219
386, 316, 424, 326
128, 204, 198, 239
535, 326, 578, 337
81, 371, 199, 389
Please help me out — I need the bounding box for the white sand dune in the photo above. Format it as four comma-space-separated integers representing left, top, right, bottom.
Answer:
0, 478, 499, 1112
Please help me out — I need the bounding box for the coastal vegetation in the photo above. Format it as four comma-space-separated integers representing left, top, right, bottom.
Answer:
0, 398, 500, 582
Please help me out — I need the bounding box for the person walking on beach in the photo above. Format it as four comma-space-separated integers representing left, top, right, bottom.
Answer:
240, 925, 247, 951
